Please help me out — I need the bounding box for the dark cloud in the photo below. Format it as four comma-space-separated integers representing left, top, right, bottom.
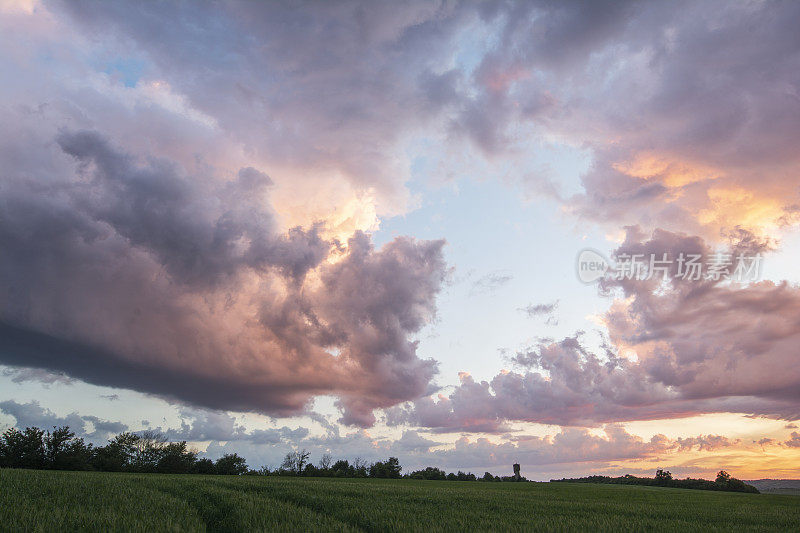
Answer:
27, 0, 800, 238
48, 0, 477, 207
0, 129, 446, 425
785, 432, 800, 448
56, 130, 326, 286
5, 0, 798, 437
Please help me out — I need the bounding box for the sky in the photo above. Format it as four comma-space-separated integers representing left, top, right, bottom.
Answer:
1, 0, 800, 480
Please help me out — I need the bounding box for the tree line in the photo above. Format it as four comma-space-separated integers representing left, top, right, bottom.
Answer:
553, 469, 760, 493
1, 426, 757, 490
0, 426, 250, 475
0, 425, 526, 481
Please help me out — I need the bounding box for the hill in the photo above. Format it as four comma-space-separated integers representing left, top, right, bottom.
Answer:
746, 479, 800, 495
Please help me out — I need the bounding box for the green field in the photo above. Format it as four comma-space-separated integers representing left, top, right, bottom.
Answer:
1, 469, 799, 532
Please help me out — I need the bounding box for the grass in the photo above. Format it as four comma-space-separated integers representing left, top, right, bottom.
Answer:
1, 469, 799, 532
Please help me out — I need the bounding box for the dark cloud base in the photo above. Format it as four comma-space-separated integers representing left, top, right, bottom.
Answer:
0, 322, 306, 414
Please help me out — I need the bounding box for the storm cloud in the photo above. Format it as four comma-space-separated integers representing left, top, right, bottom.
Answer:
0, 129, 445, 425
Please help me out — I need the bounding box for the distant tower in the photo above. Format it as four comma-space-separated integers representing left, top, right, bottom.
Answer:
513, 463, 521, 481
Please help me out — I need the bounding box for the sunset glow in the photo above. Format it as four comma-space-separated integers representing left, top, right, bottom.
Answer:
1, 0, 799, 483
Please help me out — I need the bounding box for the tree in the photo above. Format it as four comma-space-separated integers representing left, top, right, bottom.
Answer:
296, 449, 310, 474
156, 441, 197, 474
92, 432, 139, 471
303, 463, 320, 477
131, 430, 167, 473
654, 469, 673, 485
408, 467, 446, 480
193, 457, 216, 474
716, 470, 731, 484
280, 449, 310, 475
369, 457, 402, 479
0, 427, 45, 469
456, 471, 476, 481
215, 453, 248, 475
44, 426, 74, 468
331, 459, 352, 477
352, 457, 368, 477
44, 426, 92, 471
319, 453, 333, 471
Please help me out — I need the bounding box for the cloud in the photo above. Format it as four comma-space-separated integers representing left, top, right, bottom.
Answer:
430, 425, 735, 471
0, 127, 446, 426
470, 271, 514, 296
200, 418, 736, 478
755, 438, 775, 450
46, 0, 481, 221
0, 396, 750, 478
519, 301, 559, 325
147, 407, 310, 445
674, 435, 737, 452
1, 367, 75, 386
20, 0, 800, 240
0, 1, 459, 427
444, 1, 800, 239
519, 301, 558, 317
785, 432, 800, 448
3, 0, 799, 439
394, 228, 800, 430
0, 400, 127, 441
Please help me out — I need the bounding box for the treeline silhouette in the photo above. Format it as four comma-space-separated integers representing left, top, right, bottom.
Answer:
0, 426, 249, 475
553, 469, 759, 494
0, 425, 526, 481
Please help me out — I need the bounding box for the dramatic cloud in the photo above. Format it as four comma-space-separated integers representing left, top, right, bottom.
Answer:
46, 0, 481, 223
393, 229, 800, 431
450, 1, 800, 239
2, 0, 800, 476
49, 0, 800, 241
0, 126, 446, 426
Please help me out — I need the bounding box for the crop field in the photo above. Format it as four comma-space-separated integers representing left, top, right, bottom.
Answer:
1, 469, 799, 532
